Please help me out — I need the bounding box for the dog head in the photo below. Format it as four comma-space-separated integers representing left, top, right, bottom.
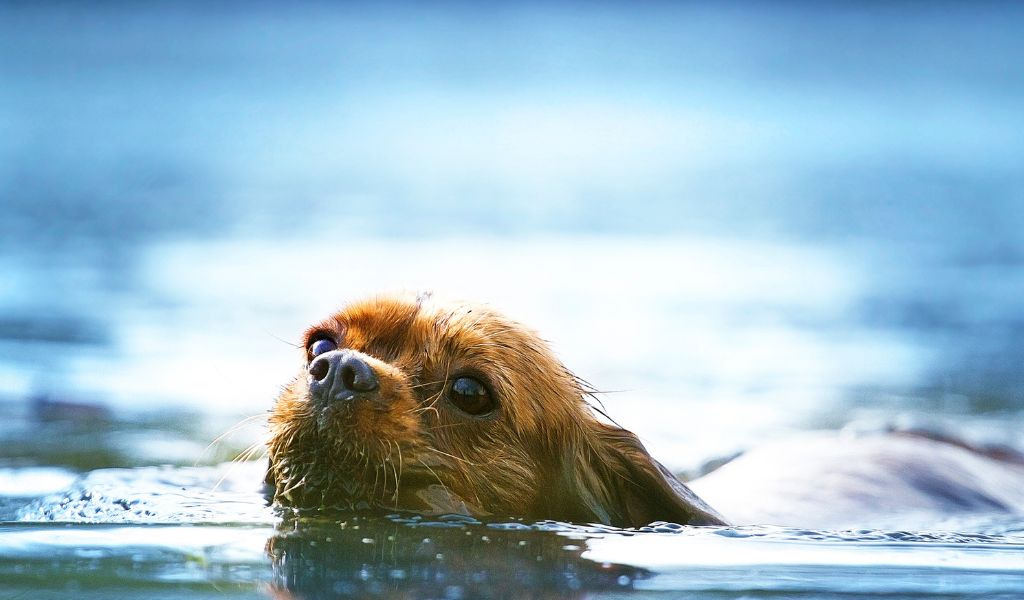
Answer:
266, 292, 724, 527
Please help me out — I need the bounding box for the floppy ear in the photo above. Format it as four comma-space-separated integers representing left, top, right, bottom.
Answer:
545, 423, 727, 528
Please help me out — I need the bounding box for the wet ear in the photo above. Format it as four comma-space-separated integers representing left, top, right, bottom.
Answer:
549, 424, 727, 527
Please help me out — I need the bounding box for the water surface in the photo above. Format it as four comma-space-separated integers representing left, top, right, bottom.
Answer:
5, 460, 1024, 599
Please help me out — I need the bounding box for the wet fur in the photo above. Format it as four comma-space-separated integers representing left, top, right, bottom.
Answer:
266, 292, 724, 527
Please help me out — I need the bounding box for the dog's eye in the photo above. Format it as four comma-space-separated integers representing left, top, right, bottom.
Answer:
448, 376, 496, 416
309, 337, 337, 358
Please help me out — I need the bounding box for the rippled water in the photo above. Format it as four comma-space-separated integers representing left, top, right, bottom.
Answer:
4, 462, 1024, 599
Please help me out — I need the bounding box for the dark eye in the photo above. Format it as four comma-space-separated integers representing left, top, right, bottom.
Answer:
309, 337, 337, 358
448, 376, 496, 416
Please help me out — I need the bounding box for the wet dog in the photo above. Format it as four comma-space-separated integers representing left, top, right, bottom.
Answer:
267, 292, 1024, 529
266, 292, 724, 527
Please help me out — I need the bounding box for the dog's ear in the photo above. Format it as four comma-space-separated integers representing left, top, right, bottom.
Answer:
545, 423, 727, 528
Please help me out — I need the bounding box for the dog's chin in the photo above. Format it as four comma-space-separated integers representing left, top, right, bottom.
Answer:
274, 413, 474, 516
275, 454, 480, 518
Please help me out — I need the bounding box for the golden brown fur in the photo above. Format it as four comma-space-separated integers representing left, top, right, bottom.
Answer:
266, 292, 724, 527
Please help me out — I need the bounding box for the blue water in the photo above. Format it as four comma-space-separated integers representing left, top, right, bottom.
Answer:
2, 1, 1024, 597
5, 462, 1024, 598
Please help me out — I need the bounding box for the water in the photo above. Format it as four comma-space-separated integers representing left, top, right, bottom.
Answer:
2, 1, 1024, 597
5, 461, 1024, 598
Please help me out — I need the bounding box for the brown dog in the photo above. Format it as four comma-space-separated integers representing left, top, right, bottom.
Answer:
266, 293, 1024, 529
266, 292, 725, 527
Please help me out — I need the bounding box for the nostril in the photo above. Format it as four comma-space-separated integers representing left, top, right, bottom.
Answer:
340, 364, 356, 390
309, 357, 330, 382
339, 355, 379, 392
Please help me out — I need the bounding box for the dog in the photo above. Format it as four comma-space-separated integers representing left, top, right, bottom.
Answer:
267, 292, 1024, 529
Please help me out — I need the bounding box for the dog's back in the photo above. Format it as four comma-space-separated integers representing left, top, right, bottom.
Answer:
690, 432, 1024, 529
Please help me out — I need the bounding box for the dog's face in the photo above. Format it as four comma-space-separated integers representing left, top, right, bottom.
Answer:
267, 293, 725, 527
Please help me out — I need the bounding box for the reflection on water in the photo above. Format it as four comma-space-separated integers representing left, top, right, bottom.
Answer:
4, 505, 1024, 599
268, 515, 646, 599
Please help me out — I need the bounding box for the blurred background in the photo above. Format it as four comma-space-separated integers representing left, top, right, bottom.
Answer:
2, 1, 1023, 477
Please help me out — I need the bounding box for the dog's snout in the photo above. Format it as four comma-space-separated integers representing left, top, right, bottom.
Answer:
308, 350, 380, 401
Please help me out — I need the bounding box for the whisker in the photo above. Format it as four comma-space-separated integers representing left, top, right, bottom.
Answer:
198, 414, 267, 466
407, 379, 450, 390
429, 360, 453, 410
264, 329, 301, 349
422, 387, 446, 411
210, 440, 271, 492
388, 440, 400, 505
233, 441, 266, 464
423, 422, 467, 432
425, 446, 479, 467
411, 402, 442, 415
277, 474, 308, 499
373, 452, 381, 497
396, 442, 404, 502
416, 457, 452, 499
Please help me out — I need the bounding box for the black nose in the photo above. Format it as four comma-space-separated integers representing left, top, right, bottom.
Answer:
308, 350, 380, 402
